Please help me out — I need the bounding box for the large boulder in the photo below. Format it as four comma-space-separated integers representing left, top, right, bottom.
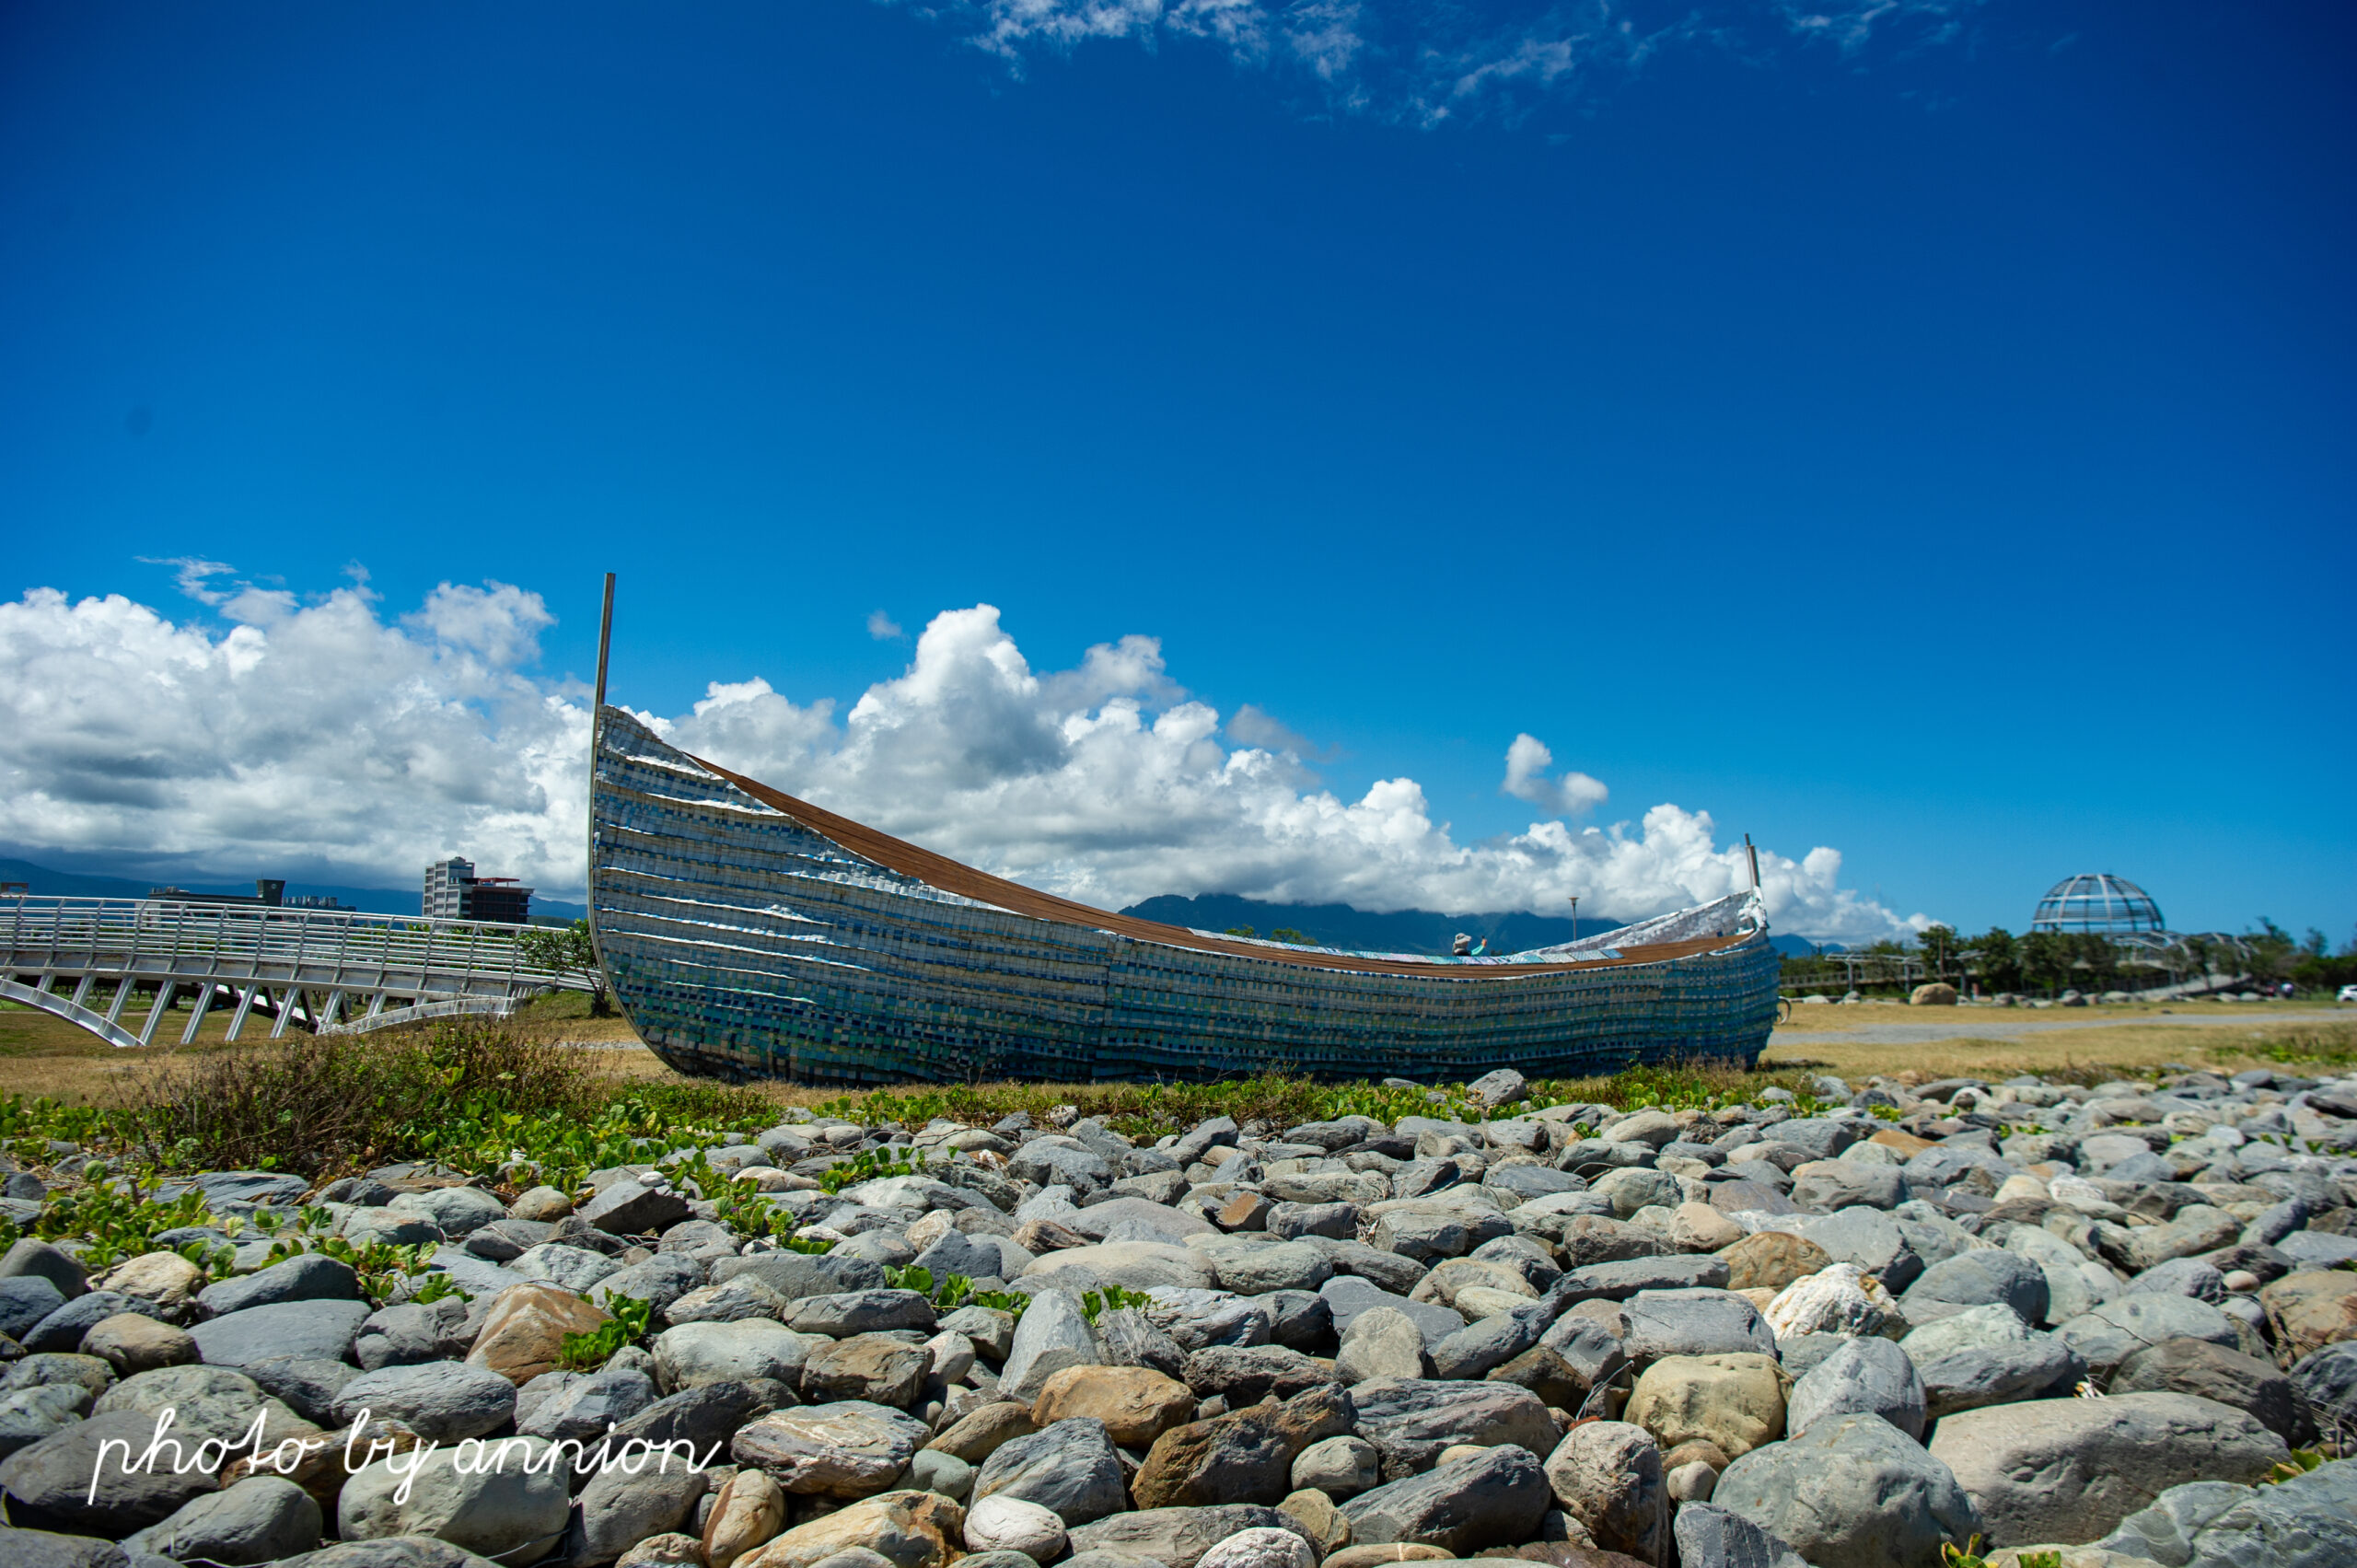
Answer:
562, 1452, 711, 1566
2259, 1271, 2357, 1362
1031, 1365, 1197, 1447
1065, 1505, 1315, 1568
337, 1435, 571, 1562
1713, 1411, 1981, 1568
2090, 1460, 2357, 1568
2109, 1338, 2305, 1444
466, 1283, 612, 1387
1132, 1383, 1353, 1508
971, 1417, 1129, 1526
334, 1361, 518, 1442
1624, 1353, 1786, 1461
1927, 1393, 2287, 1546
1785, 1334, 1924, 1441
732, 1401, 934, 1498
187, 1299, 372, 1368
1345, 1378, 1559, 1480
0, 1409, 220, 1538
733, 1488, 966, 1568
2055, 1295, 2237, 1379
1338, 1446, 1551, 1557
1541, 1421, 1666, 1563
122, 1474, 323, 1562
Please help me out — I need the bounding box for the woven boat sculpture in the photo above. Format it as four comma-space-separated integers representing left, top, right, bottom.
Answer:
587, 705, 1781, 1085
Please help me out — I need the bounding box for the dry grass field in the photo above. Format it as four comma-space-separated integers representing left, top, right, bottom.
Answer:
4, 987, 2350, 1115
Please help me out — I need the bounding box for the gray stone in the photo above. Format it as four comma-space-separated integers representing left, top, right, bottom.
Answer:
1713, 1411, 1981, 1568
591, 1254, 707, 1318
22, 1293, 156, 1354
2055, 1294, 2238, 1378
1785, 1335, 1925, 1441
2126, 1257, 2226, 1303
910, 1447, 975, 1500
334, 1360, 517, 1442
1928, 1392, 2288, 1546
1291, 1434, 1379, 1499
1622, 1289, 1775, 1363
0, 1384, 97, 1461
1790, 1161, 1907, 1213
1540, 1420, 1664, 1563
1341, 1443, 1550, 1556
91, 1363, 307, 1450
1466, 1069, 1528, 1109
2092, 1460, 2357, 1568
1589, 1167, 1684, 1218
0, 1277, 69, 1342
1771, 1120, 1864, 1159
578, 1180, 693, 1237
1335, 1306, 1427, 1384
0, 1524, 137, 1568
973, 1416, 1130, 1525
1317, 1277, 1463, 1349
187, 1299, 372, 1368
615, 1380, 777, 1457
1213, 1243, 1335, 1297
354, 1297, 474, 1371
652, 1320, 822, 1394
1267, 1203, 1358, 1241
513, 1243, 625, 1295
785, 1289, 937, 1338
386, 1185, 508, 1237
562, 1453, 709, 1566
1802, 1209, 1924, 1293
1556, 1256, 1729, 1303
2111, 1337, 2305, 1443
1899, 1250, 2048, 1326
804, 1334, 931, 1407
1673, 1503, 1812, 1568
239, 1355, 359, 1426
998, 1289, 1099, 1404
516, 1366, 659, 1443
1182, 1344, 1329, 1403
8, 1352, 121, 1396
2277, 1230, 2357, 1269
195, 1254, 364, 1318
338, 1437, 571, 1562
0, 1409, 221, 1537
1346, 1377, 1560, 1479
2290, 1341, 2357, 1434
911, 1230, 1003, 1284
728, 1400, 932, 1498
1065, 1504, 1312, 1568
122, 1475, 321, 1564
1424, 1299, 1549, 1382
0, 1240, 87, 1300
1094, 1307, 1189, 1379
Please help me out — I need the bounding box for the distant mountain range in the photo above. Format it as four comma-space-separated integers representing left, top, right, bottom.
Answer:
1119, 893, 1623, 956
0, 857, 586, 923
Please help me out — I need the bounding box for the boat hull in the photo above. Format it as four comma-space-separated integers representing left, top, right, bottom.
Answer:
589, 709, 1780, 1085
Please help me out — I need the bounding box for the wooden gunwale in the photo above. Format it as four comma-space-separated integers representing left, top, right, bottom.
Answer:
687, 750, 1751, 981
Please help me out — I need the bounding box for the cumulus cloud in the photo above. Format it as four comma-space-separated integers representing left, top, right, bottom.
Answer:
1502, 732, 1609, 817
901, 0, 1988, 124
0, 575, 1924, 942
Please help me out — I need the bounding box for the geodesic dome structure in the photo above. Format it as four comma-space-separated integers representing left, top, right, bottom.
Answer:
2030, 873, 2166, 935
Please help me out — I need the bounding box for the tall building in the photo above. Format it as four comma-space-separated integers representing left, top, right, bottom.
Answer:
423, 857, 534, 923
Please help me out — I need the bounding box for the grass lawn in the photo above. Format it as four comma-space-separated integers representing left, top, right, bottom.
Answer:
4, 990, 2350, 1119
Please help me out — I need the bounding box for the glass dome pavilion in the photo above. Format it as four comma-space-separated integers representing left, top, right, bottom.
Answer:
2030, 873, 2167, 935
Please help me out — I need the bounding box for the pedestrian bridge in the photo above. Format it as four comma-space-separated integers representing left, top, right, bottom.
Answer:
0, 897, 591, 1048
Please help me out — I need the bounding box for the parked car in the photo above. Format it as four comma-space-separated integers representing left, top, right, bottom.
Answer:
2340, 982, 2357, 1003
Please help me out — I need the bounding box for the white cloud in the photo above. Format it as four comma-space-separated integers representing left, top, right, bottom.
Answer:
900, 0, 1987, 123
0, 575, 1925, 942
1502, 732, 1609, 817
867, 610, 905, 640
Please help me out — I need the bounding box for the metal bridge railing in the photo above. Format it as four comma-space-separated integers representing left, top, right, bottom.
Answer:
0, 895, 594, 1047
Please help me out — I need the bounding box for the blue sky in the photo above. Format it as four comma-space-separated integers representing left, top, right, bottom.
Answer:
1, 1, 2351, 942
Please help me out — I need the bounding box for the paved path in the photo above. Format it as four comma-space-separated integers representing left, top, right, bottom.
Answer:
1769, 1007, 2349, 1049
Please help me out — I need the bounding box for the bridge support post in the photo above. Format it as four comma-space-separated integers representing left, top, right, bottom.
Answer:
139, 981, 177, 1046
271, 988, 300, 1039
70, 974, 93, 1009
104, 976, 133, 1026
179, 981, 217, 1046
226, 984, 260, 1042
319, 991, 344, 1028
